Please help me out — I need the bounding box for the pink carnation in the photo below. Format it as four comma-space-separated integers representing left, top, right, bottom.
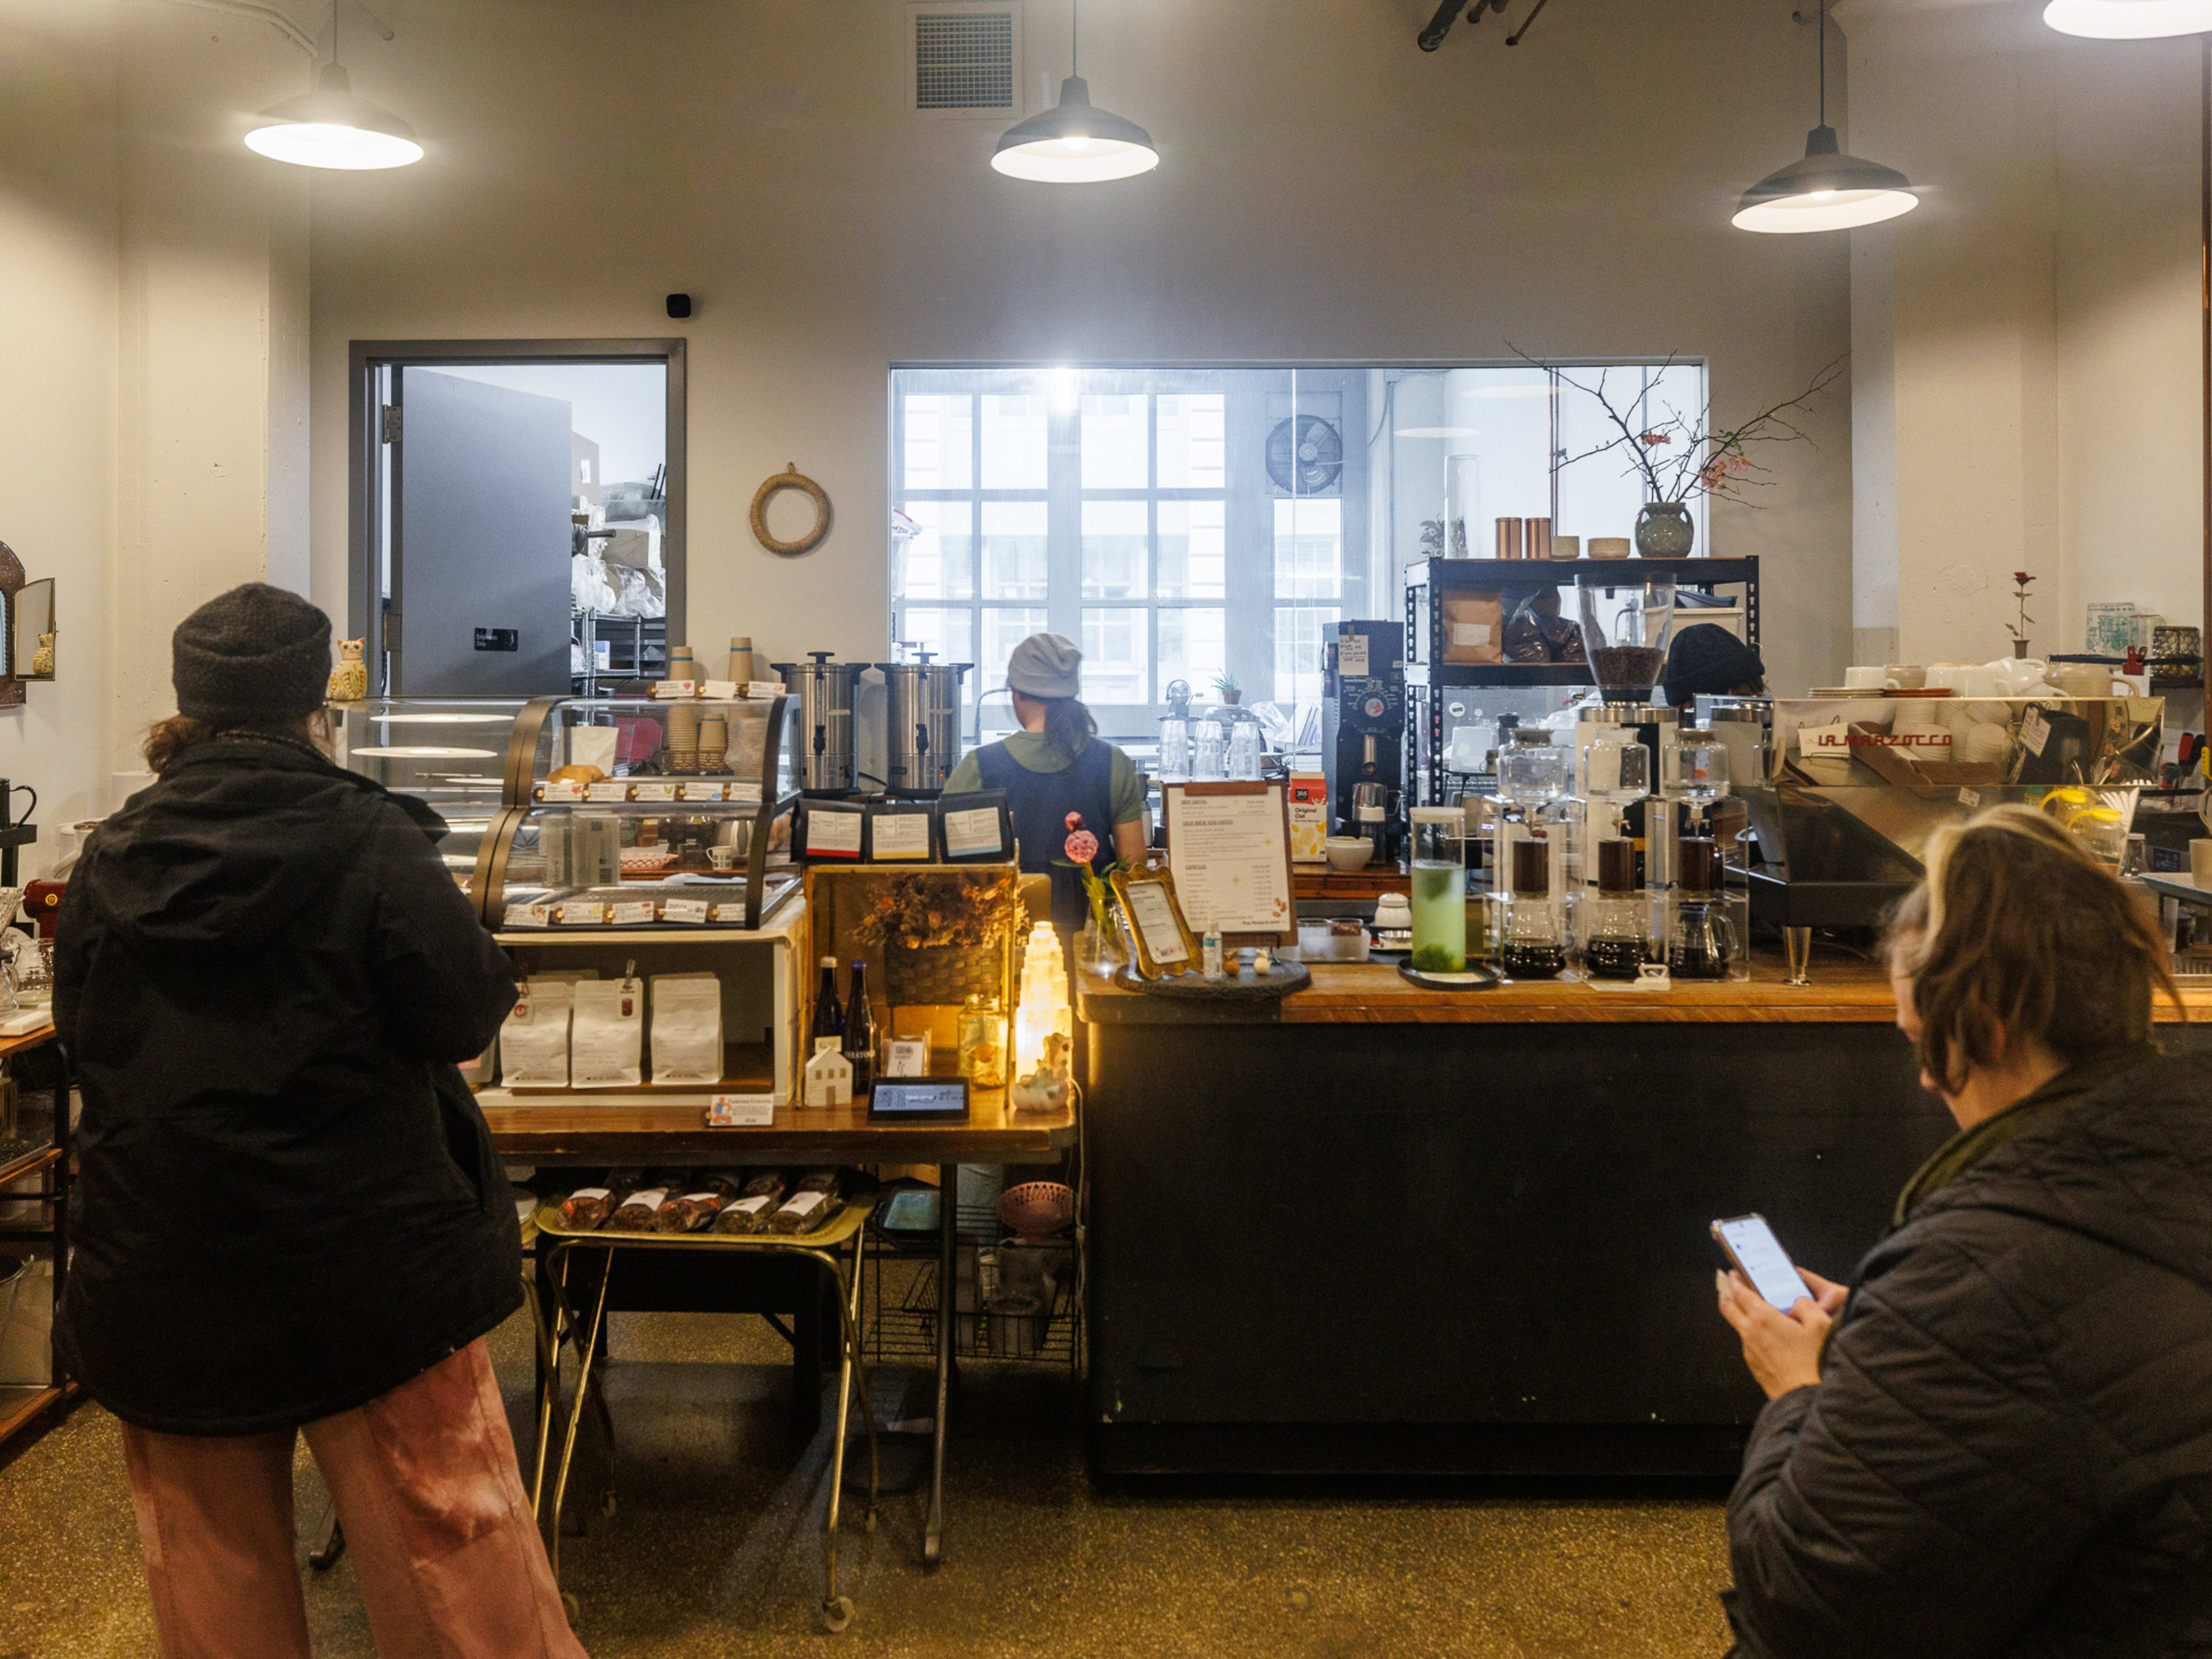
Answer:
1065, 811, 1084, 830
1064, 830, 1099, 865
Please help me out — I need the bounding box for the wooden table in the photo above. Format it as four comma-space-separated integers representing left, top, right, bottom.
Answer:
485, 1090, 1077, 1569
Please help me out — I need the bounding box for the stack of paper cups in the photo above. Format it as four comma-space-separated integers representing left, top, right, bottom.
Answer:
727, 637, 756, 685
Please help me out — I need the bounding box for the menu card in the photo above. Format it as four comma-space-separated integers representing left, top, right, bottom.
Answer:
1165, 782, 1294, 942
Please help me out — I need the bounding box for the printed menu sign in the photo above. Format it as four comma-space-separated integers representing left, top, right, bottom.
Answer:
1165, 783, 1294, 940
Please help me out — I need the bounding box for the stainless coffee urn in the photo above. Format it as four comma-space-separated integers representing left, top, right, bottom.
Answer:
772, 652, 863, 797
877, 653, 972, 797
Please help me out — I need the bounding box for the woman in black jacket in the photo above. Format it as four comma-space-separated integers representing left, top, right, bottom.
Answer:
1717, 805, 2212, 1658
55, 585, 585, 1657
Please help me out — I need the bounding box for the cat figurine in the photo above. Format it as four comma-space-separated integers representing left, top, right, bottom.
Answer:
327, 638, 367, 701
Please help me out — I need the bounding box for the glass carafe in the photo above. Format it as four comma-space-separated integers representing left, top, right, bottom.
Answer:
1497, 730, 1565, 808
1408, 807, 1467, 972
1501, 836, 1567, 979
1226, 720, 1262, 782
1664, 727, 1730, 804
1580, 838, 1652, 980
1666, 838, 1742, 981
1193, 718, 1228, 781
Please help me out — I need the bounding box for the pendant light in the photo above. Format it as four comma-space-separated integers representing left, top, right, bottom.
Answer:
1734, 0, 1916, 233
992, 0, 1158, 183
245, 2, 421, 170
2043, 0, 2212, 37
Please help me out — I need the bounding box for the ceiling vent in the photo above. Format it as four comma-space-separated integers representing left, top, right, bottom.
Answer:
907, 3, 1022, 117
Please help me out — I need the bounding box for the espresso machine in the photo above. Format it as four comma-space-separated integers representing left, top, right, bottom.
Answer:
1324, 620, 1407, 863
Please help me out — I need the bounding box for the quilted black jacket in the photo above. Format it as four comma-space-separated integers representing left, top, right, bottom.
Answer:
53, 737, 520, 1434
1725, 1048, 2212, 1658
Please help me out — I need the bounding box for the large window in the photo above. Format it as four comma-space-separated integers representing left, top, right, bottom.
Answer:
890, 362, 1704, 744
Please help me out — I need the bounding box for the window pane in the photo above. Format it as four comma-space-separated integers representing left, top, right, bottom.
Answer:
981, 394, 1047, 489
895, 607, 974, 670
1158, 394, 1225, 488
903, 394, 972, 491
1273, 498, 1343, 600
895, 501, 974, 600
1081, 500, 1148, 599
980, 502, 1048, 599
1158, 608, 1225, 701
1081, 607, 1149, 705
978, 608, 1048, 738
1157, 500, 1225, 599
1274, 605, 1341, 704
1081, 394, 1149, 489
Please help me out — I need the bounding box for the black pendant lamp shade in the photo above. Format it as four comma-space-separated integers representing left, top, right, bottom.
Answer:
1734, 0, 1916, 233
1733, 123, 1918, 233
992, 75, 1159, 181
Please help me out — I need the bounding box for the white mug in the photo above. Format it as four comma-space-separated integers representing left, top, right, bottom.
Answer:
1884, 665, 1926, 690
1843, 666, 1887, 690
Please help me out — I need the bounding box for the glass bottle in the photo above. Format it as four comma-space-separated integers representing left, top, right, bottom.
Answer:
1408, 806, 1467, 973
958, 994, 1007, 1088
843, 961, 876, 1094
810, 956, 844, 1053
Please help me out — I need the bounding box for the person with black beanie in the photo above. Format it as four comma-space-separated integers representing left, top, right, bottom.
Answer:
1662, 622, 1766, 708
53, 584, 587, 1656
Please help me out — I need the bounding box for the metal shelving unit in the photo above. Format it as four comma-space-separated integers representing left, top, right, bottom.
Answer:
1401, 555, 1762, 806
571, 609, 667, 695
866, 1198, 1081, 1377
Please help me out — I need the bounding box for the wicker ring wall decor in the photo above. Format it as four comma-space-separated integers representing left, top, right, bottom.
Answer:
751, 464, 832, 556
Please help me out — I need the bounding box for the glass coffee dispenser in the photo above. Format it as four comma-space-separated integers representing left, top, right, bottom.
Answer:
1408, 806, 1468, 973
1667, 837, 1749, 982
1581, 839, 1655, 979
1502, 837, 1569, 979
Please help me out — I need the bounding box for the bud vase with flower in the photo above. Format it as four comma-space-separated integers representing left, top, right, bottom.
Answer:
1057, 812, 1126, 976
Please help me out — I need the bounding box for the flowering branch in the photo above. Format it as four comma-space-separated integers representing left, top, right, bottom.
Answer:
1512, 349, 1847, 507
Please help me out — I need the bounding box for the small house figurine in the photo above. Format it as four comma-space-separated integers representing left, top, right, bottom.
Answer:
803, 1048, 854, 1108
327, 638, 368, 702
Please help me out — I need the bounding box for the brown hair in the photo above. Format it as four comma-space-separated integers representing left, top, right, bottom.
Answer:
1035, 695, 1097, 762
142, 711, 325, 776
1885, 805, 2182, 1093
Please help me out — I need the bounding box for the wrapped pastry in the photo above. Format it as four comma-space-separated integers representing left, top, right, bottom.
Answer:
658, 1188, 732, 1232
711, 1171, 787, 1234
558, 1187, 615, 1231
607, 1188, 670, 1232
768, 1169, 844, 1236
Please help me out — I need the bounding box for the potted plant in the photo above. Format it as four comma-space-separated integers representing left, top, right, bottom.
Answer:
1528, 350, 1847, 558
2009, 571, 2035, 658
1212, 671, 1241, 707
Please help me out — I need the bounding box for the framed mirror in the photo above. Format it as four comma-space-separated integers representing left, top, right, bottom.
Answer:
13, 579, 52, 681
0, 541, 20, 707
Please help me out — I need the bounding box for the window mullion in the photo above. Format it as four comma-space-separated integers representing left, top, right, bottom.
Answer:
1046, 393, 1081, 642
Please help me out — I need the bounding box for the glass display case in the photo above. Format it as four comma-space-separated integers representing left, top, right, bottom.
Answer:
329, 698, 525, 892
486, 694, 802, 933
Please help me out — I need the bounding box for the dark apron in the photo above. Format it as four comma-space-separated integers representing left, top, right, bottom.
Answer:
974, 738, 1118, 934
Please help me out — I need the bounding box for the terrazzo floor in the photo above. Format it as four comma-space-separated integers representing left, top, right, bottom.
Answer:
0, 1305, 1738, 1658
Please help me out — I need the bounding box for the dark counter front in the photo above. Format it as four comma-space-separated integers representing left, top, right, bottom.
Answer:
1079, 957, 2208, 1478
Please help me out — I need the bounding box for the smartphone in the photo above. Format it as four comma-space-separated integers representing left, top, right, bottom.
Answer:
1712, 1213, 1810, 1312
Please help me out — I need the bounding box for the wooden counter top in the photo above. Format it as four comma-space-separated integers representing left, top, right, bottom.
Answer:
1080, 949, 2212, 1027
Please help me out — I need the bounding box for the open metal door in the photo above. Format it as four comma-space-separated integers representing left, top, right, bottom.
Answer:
391, 369, 573, 694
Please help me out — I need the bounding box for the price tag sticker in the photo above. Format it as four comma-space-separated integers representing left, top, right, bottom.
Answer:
699, 680, 738, 700
706, 1093, 774, 1127
661, 899, 710, 925
541, 779, 586, 802
503, 902, 552, 929
554, 903, 605, 926
654, 680, 699, 700
608, 901, 657, 926
1958, 786, 1982, 810
585, 781, 630, 802
633, 782, 677, 802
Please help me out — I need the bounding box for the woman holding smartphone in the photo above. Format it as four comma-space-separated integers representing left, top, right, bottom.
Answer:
1715, 806, 2212, 1658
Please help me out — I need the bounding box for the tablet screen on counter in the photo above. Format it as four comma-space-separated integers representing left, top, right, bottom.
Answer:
866, 1078, 971, 1120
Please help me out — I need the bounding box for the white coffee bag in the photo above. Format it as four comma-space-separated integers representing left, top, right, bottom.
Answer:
502, 980, 574, 1088
571, 976, 644, 1089
650, 972, 724, 1086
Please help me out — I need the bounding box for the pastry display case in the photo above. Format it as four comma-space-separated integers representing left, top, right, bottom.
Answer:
329, 698, 525, 892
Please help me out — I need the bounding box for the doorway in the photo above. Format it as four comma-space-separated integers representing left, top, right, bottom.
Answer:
349, 340, 687, 696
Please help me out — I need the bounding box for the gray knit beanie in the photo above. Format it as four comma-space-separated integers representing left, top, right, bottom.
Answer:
172, 584, 332, 728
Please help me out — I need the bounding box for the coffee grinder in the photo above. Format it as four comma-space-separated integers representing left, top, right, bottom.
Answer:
1324, 621, 1407, 864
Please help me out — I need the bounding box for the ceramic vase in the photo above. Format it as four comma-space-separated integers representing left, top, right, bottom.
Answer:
1634, 502, 1695, 559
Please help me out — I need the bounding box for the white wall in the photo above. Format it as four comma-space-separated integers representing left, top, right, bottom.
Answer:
0, 1, 120, 866
1844, 0, 2204, 675
306, 0, 1855, 697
